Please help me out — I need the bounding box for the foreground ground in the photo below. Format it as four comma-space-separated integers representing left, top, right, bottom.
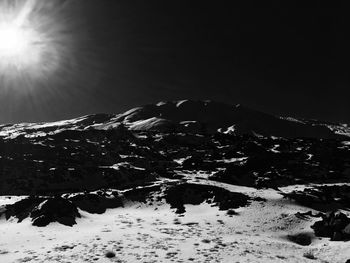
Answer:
1, 182, 350, 263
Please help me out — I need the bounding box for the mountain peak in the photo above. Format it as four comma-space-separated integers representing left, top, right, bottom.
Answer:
0, 100, 349, 139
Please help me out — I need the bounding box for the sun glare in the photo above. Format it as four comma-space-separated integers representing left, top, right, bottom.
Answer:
0, 23, 40, 68
0, 0, 73, 87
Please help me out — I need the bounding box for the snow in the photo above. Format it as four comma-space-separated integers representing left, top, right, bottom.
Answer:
1, 185, 350, 262
116, 100, 347, 139
1, 99, 350, 262
0, 100, 348, 139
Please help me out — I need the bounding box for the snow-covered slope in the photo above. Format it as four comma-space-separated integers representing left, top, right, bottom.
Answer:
0, 100, 348, 139
1, 100, 350, 262
0, 114, 115, 139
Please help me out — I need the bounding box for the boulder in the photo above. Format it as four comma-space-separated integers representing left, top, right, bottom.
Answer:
311, 211, 350, 241
1, 196, 81, 227
287, 233, 312, 246
69, 193, 123, 214
164, 183, 250, 214
30, 197, 81, 227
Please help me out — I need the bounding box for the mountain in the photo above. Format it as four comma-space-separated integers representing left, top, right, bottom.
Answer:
113, 100, 348, 139
0, 99, 349, 197
0, 100, 349, 139
1, 100, 350, 262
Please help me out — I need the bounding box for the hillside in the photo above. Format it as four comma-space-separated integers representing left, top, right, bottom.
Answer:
1, 100, 349, 139
0, 100, 350, 262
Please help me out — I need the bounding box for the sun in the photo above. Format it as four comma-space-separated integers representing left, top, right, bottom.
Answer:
0, 24, 32, 57
0, 23, 41, 68
0, 0, 84, 95
0, 25, 27, 56
0, 0, 71, 84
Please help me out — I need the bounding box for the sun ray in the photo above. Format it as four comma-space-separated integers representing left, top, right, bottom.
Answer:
0, 0, 74, 90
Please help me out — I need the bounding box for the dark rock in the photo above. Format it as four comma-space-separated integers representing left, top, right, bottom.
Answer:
226, 209, 238, 216
287, 233, 312, 246
32, 215, 52, 227
209, 162, 256, 187
69, 193, 123, 214
30, 197, 81, 227
1, 196, 81, 227
164, 183, 250, 214
105, 251, 116, 258
124, 185, 161, 203
283, 185, 350, 212
2, 197, 44, 222
332, 231, 343, 241
311, 211, 350, 241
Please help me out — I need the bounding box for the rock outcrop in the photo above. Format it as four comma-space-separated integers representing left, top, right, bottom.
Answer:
312, 211, 350, 241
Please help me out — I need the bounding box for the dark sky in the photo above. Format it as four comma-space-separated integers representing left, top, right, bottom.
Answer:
0, 1, 349, 123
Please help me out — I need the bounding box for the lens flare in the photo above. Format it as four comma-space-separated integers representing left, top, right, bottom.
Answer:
0, 0, 73, 88
0, 23, 41, 69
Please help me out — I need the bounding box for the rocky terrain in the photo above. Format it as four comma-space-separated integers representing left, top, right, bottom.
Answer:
1, 100, 350, 262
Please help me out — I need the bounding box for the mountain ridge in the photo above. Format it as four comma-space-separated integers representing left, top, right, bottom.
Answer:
0, 100, 349, 139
